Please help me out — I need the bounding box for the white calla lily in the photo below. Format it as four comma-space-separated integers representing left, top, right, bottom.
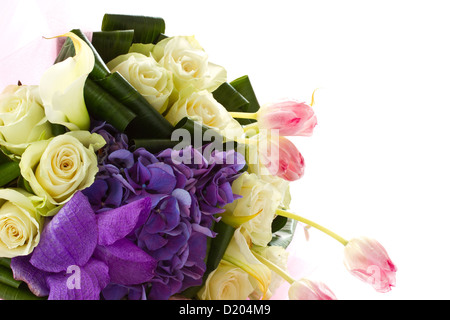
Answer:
222, 228, 272, 299
39, 32, 94, 131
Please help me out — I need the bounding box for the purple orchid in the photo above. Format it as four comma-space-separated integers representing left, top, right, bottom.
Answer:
10, 192, 156, 300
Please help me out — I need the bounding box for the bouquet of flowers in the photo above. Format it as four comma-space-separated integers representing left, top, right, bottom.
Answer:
0, 14, 396, 300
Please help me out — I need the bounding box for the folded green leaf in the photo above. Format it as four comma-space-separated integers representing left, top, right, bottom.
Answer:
91, 30, 135, 64
229, 75, 261, 125
0, 258, 11, 268
0, 265, 21, 289
0, 161, 20, 187
84, 78, 136, 132
132, 139, 179, 153
95, 72, 173, 139
101, 14, 165, 44
0, 282, 43, 300
212, 82, 250, 112
269, 218, 298, 248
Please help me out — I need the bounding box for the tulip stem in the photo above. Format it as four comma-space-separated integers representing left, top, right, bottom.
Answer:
243, 122, 259, 133
275, 209, 349, 246
252, 251, 295, 285
229, 112, 258, 120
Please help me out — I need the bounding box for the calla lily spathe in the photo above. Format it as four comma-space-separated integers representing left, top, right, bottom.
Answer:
39, 32, 94, 131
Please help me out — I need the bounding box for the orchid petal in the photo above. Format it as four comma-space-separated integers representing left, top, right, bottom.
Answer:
96, 197, 152, 246
94, 238, 156, 285
46, 258, 109, 300
29, 192, 97, 273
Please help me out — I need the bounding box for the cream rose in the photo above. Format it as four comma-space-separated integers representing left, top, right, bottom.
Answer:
0, 188, 44, 258
197, 261, 255, 300
165, 88, 244, 140
107, 53, 174, 114
19, 131, 105, 206
0, 85, 52, 155
223, 172, 282, 246
151, 35, 226, 92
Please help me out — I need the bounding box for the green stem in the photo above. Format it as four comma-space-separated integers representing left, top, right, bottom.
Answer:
229, 111, 258, 120
253, 251, 295, 285
243, 122, 259, 133
276, 209, 349, 246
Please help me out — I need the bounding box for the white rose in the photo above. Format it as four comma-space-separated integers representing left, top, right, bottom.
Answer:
151, 35, 226, 92
19, 131, 105, 207
197, 261, 255, 300
165, 88, 244, 140
223, 172, 282, 246
107, 53, 174, 114
0, 85, 52, 155
0, 188, 44, 258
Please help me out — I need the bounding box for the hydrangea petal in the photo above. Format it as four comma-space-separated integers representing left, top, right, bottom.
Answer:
29, 192, 97, 273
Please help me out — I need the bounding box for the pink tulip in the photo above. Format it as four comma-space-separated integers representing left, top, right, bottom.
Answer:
259, 135, 305, 181
288, 278, 337, 300
343, 237, 397, 293
258, 100, 317, 136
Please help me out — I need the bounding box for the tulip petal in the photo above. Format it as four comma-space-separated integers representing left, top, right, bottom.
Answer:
40, 32, 94, 131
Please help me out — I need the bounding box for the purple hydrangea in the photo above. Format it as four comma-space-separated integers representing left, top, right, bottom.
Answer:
80, 124, 245, 300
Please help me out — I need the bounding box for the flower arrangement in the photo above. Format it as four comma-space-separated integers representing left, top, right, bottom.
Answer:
0, 14, 396, 300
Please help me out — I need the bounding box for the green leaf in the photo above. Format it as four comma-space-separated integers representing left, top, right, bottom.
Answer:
70, 29, 110, 81
269, 218, 298, 249
0, 258, 11, 268
132, 139, 179, 153
271, 215, 288, 233
212, 82, 250, 112
84, 78, 137, 133
229, 75, 261, 125
94, 72, 174, 139
0, 161, 20, 187
0, 282, 44, 300
0, 265, 21, 289
91, 30, 135, 64
101, 14, 165, 44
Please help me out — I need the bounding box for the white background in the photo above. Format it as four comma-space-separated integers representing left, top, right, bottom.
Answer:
2, 0, 450, 300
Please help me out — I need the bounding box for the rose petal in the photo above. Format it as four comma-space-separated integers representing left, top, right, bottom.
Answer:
30, 192, 97, 273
